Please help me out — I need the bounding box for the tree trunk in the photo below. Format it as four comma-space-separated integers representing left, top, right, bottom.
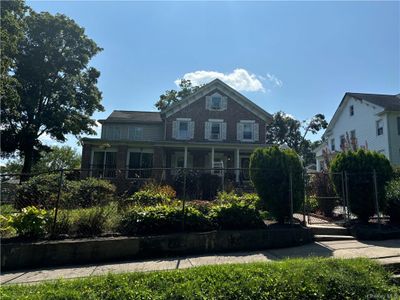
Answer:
21, 140, 34, 181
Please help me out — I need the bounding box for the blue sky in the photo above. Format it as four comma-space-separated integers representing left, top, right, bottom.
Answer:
28, 1, 399, 151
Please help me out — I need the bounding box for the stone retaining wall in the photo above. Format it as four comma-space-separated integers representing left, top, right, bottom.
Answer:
1, 227, 312, 271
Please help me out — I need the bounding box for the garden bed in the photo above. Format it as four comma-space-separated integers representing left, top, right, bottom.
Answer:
1, 226, 312, 271
349, 223, 400, 240
1, 258, 398, 299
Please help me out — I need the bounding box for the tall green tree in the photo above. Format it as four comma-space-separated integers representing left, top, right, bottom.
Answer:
1, 2, 103, 175
0, 146, 81, 175
155, 79, 202, 110
266, 111, 327, 165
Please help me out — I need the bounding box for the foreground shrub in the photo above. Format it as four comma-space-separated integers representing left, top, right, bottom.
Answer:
118, 204, 213, 235
2, 258, 398, 299
15, 173, 64, 209
199, 173, 221, 200
68, 177, 116, 208
386, 178, 400, 223
209, 202, 264, 230
172, 169, 199, 198
250, 146, 304, 223
9, 206, 49, 238
216, 191, 260, 208
129, 183, 176, 206
330, 149, 393, 222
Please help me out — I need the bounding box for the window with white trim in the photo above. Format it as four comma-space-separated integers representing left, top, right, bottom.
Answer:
179, 121, 189, 139
242, 123, 253, 140
211, 123, 221, 140
237, 120, 258, 142
206, 93, 227, 111
105, 126, 121, 140
128, 127, 143, 140
330, 138, 335, 151
349, 105, 354, 116
91, 151, 117, 178
172, 118, 194, 140
205, 119, 226, 141
211, 96, 222, 110
376, 119, 383, 136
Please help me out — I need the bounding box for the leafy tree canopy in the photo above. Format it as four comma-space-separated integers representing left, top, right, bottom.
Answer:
1, 0, 103, 175
155, 79, 202, 110
1, 146, 81, 175
266, 111, 327, 165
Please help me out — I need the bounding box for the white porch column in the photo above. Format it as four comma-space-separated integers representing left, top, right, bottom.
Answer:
184, 146, 188, 168
211, 147, 215, 170
235, 148, 240, 182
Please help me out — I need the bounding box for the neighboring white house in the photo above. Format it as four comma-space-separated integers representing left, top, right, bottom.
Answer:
315, 92, 400, 171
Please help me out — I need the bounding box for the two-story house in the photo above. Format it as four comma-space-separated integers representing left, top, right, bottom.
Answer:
315, 92, 400, 171
80, 79, 273, 186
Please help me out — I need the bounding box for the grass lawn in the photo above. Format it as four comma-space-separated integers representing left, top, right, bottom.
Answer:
1, 258, 399, 299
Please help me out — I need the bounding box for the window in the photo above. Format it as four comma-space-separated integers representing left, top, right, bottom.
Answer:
331, 138, 335, 151
349, 105, 354, 116
127, 151, 153, 178
397, 117, 400, 135
340, 135, 346, 148
243, 123, 253, 140
106, 126, 120, 140
376, 119, 383, 136
211, 96, 222, 109
91, 151, 116, 178
179, 121, 189, 139
211, 122, 221, 140
350, 130, 356, 140
129, 127, 143, 140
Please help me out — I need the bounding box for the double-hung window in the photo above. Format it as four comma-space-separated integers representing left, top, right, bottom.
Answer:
376, 119, 384, 136
91, 151, 117, 178
331, 138, 335, 151
210, 122, 221, 140
179, 121, 189, 139
242, 123, 253, 140
129, 127, 143, 140
238, 120, 258, 142
211, 96, 222, 110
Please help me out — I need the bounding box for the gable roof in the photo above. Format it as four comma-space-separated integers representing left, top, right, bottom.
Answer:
323, 92, 400, 138
98, 111, 162, 124
346, 92, 400, 112
161, 78, 273, 122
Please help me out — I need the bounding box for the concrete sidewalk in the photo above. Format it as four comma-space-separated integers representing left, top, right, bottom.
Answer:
1, 239, 399, 285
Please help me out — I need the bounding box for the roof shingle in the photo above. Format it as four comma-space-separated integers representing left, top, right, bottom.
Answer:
100, 110, 162, 123
346, 92, 400, 111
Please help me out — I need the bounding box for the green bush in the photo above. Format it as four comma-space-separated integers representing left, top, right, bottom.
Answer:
330, 149, 393, 222
15, 173, 64, 209
308, 173, 338, 217
3, 258, 397, 299
209, 202, 264, 230
386, 178, 400, 223
68, 177, 116, 208
129, 183, 176, 206
69, 207, 108, 236
305, 196, 319, 213
216, 191, 260, 208
118, 204, 213, 235
172, 169, 199, 198
249, 146, 304, 223
9, 206, 50, 238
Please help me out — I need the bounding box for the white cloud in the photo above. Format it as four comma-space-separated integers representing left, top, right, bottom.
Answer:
176, 69, 266, 92
265, 73, 283, 87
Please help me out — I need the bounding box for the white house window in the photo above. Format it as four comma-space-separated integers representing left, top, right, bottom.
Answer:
331, 138, 335, 151
243, 123, 253, 140
349, 105, 354, 116
205, 119, 226, 141
237, 121, 259, 142
127, 150, 153, 178
129, 127, 143, 140
211, 123, 221, 140
106, 126, 120, 140
376, 119, 383, 136
340, 135, 346, 149
91, 151, 117, 178
211, 96, 222, 109
172, 119, 194, 140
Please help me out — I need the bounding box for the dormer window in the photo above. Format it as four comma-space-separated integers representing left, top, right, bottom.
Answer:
211, 96, 222, 110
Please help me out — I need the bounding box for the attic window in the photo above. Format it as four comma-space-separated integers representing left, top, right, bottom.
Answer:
211, 96, 222, 109
349, 105, 354, 116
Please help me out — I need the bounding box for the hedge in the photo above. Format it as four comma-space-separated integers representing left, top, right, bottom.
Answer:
1, 258, 398, 299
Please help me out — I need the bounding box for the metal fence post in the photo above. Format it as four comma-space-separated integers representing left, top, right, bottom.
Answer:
344, 171, 350, 221
181, 168, 187, 232
289, 169, 293, 225
372, 169, 381, 229
340, 171, 347, 223
302, 169, 306, 226
52, 169, 64, 237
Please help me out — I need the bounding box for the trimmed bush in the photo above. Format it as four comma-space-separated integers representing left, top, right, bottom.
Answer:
209, 202, 264, 230
118, 204, 213, 235
330, 149, 393, 222
129, 183, 176, 206
216, 191, 260, 208
199, 173, 221, 200
249, 146, 304, 223
68, 177, 116, 208
172, 169, 199, 198
9, 206, 50, 238
15, 173, 64, 209
2, 258, 398, 299
386, 178, 400, 223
